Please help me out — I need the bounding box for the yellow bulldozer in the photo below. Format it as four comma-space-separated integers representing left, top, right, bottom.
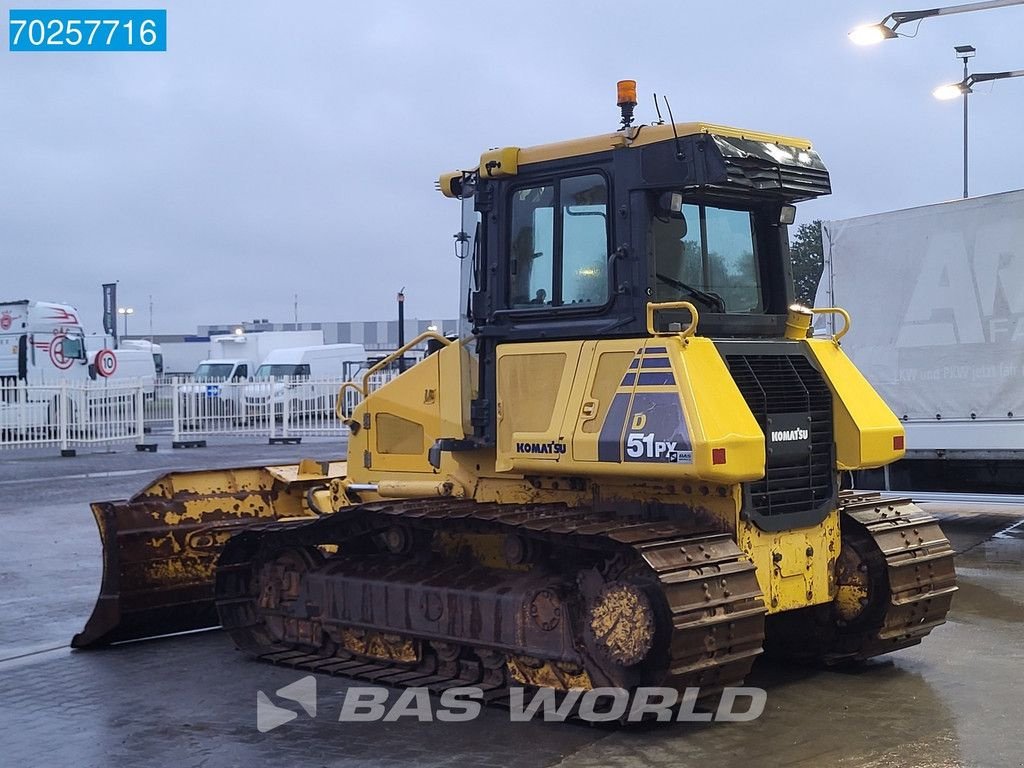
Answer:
74, 82, 956, 710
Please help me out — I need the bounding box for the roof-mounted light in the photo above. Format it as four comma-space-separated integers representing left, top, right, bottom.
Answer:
616, 79, 637, 129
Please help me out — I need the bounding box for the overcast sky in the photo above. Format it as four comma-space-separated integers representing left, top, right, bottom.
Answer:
2, 1, 1022, 334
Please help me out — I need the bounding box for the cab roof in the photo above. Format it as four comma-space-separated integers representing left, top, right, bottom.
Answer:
517, 121, 813, 167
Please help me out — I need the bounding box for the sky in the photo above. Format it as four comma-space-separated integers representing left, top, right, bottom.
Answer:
2, 1, 1022, 334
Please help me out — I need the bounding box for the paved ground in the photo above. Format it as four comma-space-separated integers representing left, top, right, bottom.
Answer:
1, 442, 1021, 767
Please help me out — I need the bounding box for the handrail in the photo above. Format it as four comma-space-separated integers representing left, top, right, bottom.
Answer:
645, 300, 699, 338
335, 330, 453, 420
811, 306, 852, 342
336, 382, 364, 420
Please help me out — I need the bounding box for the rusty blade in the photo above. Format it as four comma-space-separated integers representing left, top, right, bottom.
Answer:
72, 463, 343, 648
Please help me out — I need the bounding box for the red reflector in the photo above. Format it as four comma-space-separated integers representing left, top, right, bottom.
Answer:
893, 435, 905, 450
712, 447, 727, 465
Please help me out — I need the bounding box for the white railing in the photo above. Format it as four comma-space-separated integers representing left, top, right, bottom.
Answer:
168, 370, 401, 446
0, 369, 404, 452
0, 378, 148, 454
169, 375, 346, 444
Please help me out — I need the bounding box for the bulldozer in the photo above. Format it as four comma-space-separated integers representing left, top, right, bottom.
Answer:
74, 81, 956, 712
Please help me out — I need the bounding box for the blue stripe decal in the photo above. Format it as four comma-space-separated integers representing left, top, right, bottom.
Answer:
636, 372, 675, 386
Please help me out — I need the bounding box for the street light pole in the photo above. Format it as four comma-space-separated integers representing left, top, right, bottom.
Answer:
849, 0, 1024, 44
118, 306, 134, 339
397, 288, 406, 374
956, 45, 976, 198
934, 60, 1024, 197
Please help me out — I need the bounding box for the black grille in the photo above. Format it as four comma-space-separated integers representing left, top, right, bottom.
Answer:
720, 157, 832, 201
726, 354, 835, 521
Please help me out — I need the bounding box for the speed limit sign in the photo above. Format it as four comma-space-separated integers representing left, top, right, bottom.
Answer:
95, 349, 118, 378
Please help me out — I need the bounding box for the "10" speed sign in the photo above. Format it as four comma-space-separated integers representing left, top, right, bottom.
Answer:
95, 348, 118, 377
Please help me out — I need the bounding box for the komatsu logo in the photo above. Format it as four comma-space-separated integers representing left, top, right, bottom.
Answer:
515, 441, 567, 455
770, 428, 808, 443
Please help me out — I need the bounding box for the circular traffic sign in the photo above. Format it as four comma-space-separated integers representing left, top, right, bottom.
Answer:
95, 348, 118, 377
49, 333, 74, 370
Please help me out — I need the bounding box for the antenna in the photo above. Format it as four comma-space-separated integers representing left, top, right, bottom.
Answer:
662, 96, 684, 160
652, 93, 665, 125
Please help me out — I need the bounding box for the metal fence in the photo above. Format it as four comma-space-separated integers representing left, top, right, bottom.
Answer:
0, 370, 403, 454
0, 378, 150, 455
169, 375, 351, 446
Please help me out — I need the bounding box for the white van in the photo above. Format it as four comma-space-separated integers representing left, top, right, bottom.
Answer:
88, 348, 157, 398
243, 344, 366, 419
178, 358, 254, 427
120, 339, 163, 377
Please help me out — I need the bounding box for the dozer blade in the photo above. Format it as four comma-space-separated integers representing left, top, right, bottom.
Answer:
72, 460, 346, 648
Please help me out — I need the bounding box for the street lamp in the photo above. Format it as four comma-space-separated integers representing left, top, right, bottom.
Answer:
849, 0, 1024, 45
932, 48, 1024, 197
117, 306, 134, 337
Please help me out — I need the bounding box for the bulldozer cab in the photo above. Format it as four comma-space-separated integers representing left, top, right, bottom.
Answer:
445, 118, 832, 448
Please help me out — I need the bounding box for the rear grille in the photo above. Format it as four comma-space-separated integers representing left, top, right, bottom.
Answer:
725, 354, 835, 521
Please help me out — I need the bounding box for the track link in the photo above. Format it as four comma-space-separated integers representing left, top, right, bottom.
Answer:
215, 499, 766, 713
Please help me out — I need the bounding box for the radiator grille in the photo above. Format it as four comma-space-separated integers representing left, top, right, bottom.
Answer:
726, 354, 835, 519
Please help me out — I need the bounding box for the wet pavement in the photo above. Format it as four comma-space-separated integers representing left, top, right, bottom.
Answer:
1, 443, 1021, 767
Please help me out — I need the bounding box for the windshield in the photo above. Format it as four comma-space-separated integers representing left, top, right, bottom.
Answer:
194, 363, 234, 381
650, 199, 762, 313
254, 363, 309, 380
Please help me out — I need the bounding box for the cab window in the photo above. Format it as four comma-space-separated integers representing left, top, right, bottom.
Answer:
651, 199, 762, 313
509, 173, 609, 309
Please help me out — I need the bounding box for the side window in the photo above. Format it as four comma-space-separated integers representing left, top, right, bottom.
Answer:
508, 174, 609, 309
297, 364, 311, 378
234, 365, 247, 380
510, 185, 554, 307
561, 174, 608, 305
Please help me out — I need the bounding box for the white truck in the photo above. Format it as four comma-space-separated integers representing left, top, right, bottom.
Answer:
177, 331, 326, 426
816, 189, 1024, 494
0, 300, 130, 435
243, 344, 367, 420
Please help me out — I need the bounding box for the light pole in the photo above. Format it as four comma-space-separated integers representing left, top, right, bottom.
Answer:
955, 45, 975, 198
934, 60, 1024, 197
118, 306, 134, 338
849, 0, 1024, 45
397, 289, 406, 373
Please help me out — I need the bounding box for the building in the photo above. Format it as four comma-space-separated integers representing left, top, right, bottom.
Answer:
195, 319, 458, 351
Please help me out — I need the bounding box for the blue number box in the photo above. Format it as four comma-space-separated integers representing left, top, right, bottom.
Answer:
9, 9, 166, 52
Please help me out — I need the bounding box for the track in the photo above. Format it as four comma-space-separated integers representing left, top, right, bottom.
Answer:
215, 499, 766, 713
216, 492, 957, 715
767, 491, 958, 663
